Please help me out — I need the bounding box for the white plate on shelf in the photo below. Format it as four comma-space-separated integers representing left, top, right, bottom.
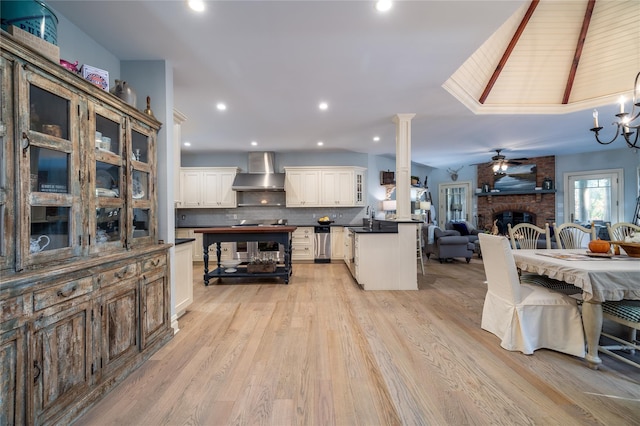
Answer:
96, 170, 114, 189
96, 188, 118, 197
132, 176, 145, 199
224, 268, 237, 273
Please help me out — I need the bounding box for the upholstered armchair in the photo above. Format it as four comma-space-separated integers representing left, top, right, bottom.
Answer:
423, 225, 475, 263
445, 221, 481, 257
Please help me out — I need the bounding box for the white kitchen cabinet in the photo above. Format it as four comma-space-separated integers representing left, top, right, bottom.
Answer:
285, 166, 365, 207
291, 226, 314, 261
174, 242, 193, 318
180, 170, 201, 208
321, 169, 366, 206
349, 224, 418, 290
331, 227, 344, 260
344, 227, 353, 267
176, 228, 233, 263
179, 167, 238, 208
284, 168, 320, 207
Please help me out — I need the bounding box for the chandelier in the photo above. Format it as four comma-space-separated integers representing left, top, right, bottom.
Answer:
591, 71, 640, 149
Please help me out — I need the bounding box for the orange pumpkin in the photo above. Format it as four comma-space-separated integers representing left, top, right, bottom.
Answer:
588, 239, 611, 254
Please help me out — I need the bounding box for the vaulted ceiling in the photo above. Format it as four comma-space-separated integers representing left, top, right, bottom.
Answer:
445, 0, 639, 114
47, 0, 640, 168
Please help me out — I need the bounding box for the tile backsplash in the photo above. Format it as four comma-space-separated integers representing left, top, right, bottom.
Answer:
176, 206, 368, 227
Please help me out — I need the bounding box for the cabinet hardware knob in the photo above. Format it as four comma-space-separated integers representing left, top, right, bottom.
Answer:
115, 267, 129, 279
21, 132, 30, 156
57, 285, 77, 298
33, 360, 41, 383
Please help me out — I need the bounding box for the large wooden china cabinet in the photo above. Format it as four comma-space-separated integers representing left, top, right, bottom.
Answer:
1, 33, 172, 424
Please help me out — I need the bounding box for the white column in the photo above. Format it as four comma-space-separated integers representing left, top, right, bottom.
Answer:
173, 109, 187, 205
393, 113, 415, 221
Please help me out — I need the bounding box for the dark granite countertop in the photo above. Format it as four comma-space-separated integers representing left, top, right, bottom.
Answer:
348, 226, 398, 234
175, 238, 195, 245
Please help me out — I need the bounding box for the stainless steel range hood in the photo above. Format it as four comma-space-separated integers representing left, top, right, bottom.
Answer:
231, 152, 285, 191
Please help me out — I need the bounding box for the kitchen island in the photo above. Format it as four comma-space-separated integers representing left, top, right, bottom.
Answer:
345, 221, 420, 290
194, 226, 297, 285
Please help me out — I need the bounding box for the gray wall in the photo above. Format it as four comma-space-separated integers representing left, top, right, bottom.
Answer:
53, 9, 120, 90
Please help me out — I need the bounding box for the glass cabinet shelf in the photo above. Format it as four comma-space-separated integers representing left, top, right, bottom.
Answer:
30, 206, 70, 253
31, 147, 69, 193
30, 85, 69, 140
133, 208, 150, 239
131, 129, 148, 162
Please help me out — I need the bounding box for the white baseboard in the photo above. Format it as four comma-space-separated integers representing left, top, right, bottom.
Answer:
171, 314, 180, 334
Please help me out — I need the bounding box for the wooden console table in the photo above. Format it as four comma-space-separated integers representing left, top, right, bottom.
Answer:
194, 226, 297, 285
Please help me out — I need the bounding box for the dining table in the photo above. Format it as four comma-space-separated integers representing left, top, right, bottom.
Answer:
512, 249, 640, 369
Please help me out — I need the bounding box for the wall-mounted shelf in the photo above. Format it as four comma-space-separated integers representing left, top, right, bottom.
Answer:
476, 189, 556, 197
476, 189, 556, 204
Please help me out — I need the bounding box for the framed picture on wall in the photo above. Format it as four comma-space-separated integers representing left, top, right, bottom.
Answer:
494, 164, 537, 191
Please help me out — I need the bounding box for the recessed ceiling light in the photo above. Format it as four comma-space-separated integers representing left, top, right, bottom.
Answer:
373, 136, 380, 142
216, 102, 227, 111
251, 141, 258, 146
317, 141, 324, 146
376, 0, 392, 12
318, 102, 328, 111
188, 0, 205, 12
183, 142, 191, 147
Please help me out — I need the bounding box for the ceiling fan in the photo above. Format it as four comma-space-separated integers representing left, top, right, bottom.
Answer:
471, 149, 528, 172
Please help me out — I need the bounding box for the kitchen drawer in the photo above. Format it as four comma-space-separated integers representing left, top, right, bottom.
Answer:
33, 277, 93, 311
1, 294, 29, 324
96, 263, 139, 288
292, 227, 313, 243
292, 245, 313, 260
140, 253, 166, 272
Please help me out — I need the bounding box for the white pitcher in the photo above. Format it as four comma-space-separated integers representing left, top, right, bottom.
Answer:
30, 235, 50, 253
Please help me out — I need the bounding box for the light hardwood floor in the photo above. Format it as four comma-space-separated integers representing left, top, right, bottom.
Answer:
76, 258, 640, 425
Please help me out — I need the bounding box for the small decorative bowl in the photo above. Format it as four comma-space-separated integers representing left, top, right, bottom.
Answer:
612, 241, 640, 258
221, 259, 241, 268
317, 219, 334, 225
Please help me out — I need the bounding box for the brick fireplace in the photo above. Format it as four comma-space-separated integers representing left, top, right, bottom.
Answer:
476, 155, 556, 232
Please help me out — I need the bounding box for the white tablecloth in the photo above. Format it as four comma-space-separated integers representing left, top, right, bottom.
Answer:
512, 249, 640, 302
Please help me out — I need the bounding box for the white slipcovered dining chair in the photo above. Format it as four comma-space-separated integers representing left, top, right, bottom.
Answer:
554, 222, 596, 249
507, 222, 551, 250
478, 233, 586, 357
607, 222, 640, 242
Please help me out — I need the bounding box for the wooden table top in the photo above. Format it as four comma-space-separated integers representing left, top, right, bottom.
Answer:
193, 226, 298, 234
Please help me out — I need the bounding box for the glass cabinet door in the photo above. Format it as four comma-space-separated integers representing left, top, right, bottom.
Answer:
90, 103, 125, 252
127, 120, 156, 247
17, 66, 82, 266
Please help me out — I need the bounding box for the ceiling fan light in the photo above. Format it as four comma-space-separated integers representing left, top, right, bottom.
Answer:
492, 164, 499, 172
501, 163, 508, 171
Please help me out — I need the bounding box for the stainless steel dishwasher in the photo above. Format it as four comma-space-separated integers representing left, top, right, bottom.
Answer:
314, 225, 331, 263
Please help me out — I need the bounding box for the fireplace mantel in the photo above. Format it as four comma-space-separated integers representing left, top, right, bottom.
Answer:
476, 189, 556, 197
